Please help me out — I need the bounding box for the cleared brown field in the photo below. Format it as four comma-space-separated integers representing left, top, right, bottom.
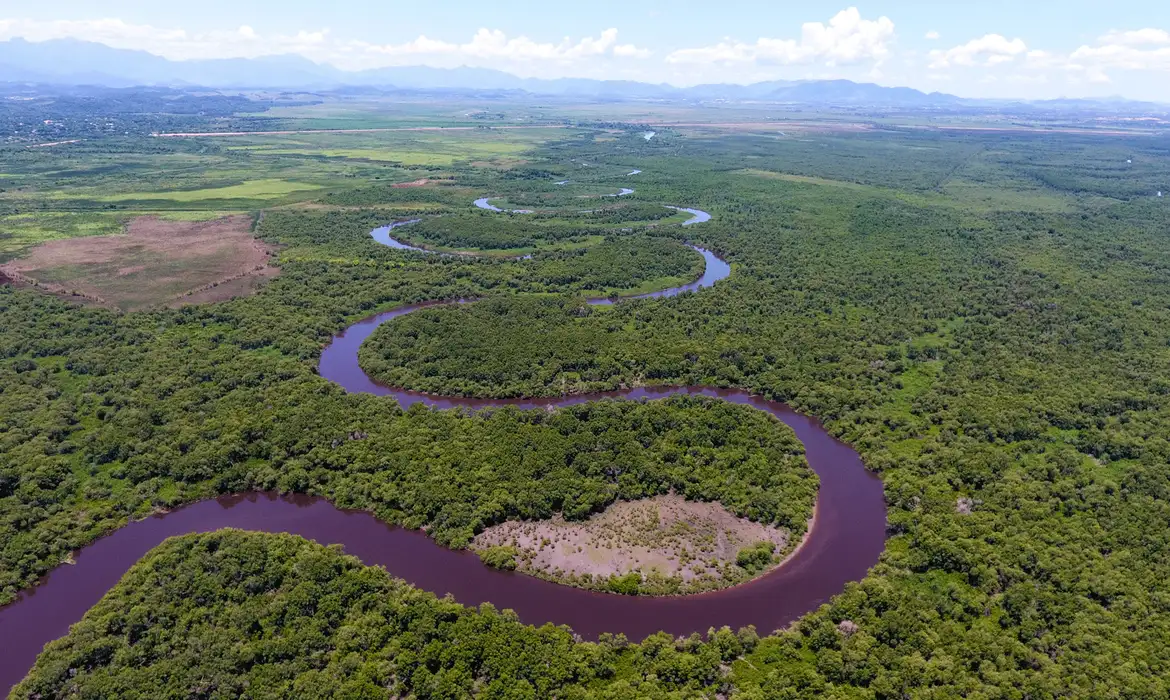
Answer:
0, 215, 276, 311
472, 494, 800, 591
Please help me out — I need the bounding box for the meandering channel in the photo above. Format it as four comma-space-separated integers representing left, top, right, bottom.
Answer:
0, 198, 887, 695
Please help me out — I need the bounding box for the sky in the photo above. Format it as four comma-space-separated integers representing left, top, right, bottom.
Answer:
2, 1, 1169, 100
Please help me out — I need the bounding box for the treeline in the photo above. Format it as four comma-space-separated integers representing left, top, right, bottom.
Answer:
0, 87, 272, 140
406, 212, 592, 250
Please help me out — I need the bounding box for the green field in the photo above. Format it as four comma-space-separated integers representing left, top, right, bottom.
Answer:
0, 213, 123, 260
99, 178, 322, 202
221, 128, 567, 166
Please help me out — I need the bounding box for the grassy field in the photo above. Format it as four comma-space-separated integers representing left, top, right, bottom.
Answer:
0, 213, 123, 261
218, 127, 571, 167
0, 215, 274, 310
0, 119, 681, 307
99, 178, 322, 202
0, 125, 569, 266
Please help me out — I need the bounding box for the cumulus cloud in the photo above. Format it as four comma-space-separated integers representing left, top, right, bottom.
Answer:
358, 27, 635, 62
665, 8, 894, 66
4, 13, 1170, 97
1069, 28, 1170, 72
613, 43, 652, 59
923, 26, 1170, 92
928, 34, 1027, 69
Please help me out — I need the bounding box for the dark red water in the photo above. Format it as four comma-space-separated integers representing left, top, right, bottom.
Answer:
0, 219, 887, 694
0, 392, 884, 691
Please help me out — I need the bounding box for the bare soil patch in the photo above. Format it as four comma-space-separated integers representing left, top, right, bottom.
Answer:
0, 215, 277, 311
473, 494, 801, 595
171, 265, 280, 307
392, 178, 432, 188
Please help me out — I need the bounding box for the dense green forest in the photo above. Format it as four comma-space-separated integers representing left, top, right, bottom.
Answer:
0, 290, 811, 599
4, 118, 1170, 697
392, 204, 680, 252
14, 531, 781, 699
258, 208, 704, 296
358, 295, 673, 397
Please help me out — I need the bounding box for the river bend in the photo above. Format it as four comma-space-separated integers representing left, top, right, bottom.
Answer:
0, 200, 887, 694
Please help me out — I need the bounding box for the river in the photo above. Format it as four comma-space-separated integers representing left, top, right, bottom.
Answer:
0, 199, 886, 694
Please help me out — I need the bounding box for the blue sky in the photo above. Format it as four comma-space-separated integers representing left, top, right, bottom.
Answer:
2, 2, 1168, 99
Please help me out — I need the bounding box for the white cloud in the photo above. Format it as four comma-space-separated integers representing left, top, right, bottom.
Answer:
928, 34, 1027, 69
919, 26, 1170, 95
358, 27, 632, 62
613, 44, 652, 59
3, 14, 1170, 98
1098, 28, 1170, 47
0, 18, 328, 61
0, 17, 649, 73
1069, 29, 1170, 72
665, 8, 894, 66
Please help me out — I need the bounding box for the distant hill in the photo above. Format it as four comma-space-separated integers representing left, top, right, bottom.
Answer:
0, 38, 339, 87
0, 37, 963, 105
2, 37, 1165, 111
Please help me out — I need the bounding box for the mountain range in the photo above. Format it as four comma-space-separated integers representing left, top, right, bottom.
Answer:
1, 38, 1165, 110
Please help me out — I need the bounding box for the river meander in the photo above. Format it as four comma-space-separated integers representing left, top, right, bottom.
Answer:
0, 200, 887, 694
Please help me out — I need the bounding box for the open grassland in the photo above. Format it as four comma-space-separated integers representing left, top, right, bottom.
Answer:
98, 178, 322, 202
0, 213, 123, 261
231, 97, 572, 130
0, 211, 244, 262
0, 215, 275, 310
216, 127, 570, 167
0, 127, 564, 228
0, 144, 415, 216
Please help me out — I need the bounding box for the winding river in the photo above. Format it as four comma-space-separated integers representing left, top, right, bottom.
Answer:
0, 197, 887, 694
473, 197, 533, 214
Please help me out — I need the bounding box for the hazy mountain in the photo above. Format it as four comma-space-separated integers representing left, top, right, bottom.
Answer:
0, 38, 165, 84
759, 80, 959, 105
1010, 97, 1169, 112
0, 38, 340, 87
0, 37, 975, 107
351, 65, 523, 90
